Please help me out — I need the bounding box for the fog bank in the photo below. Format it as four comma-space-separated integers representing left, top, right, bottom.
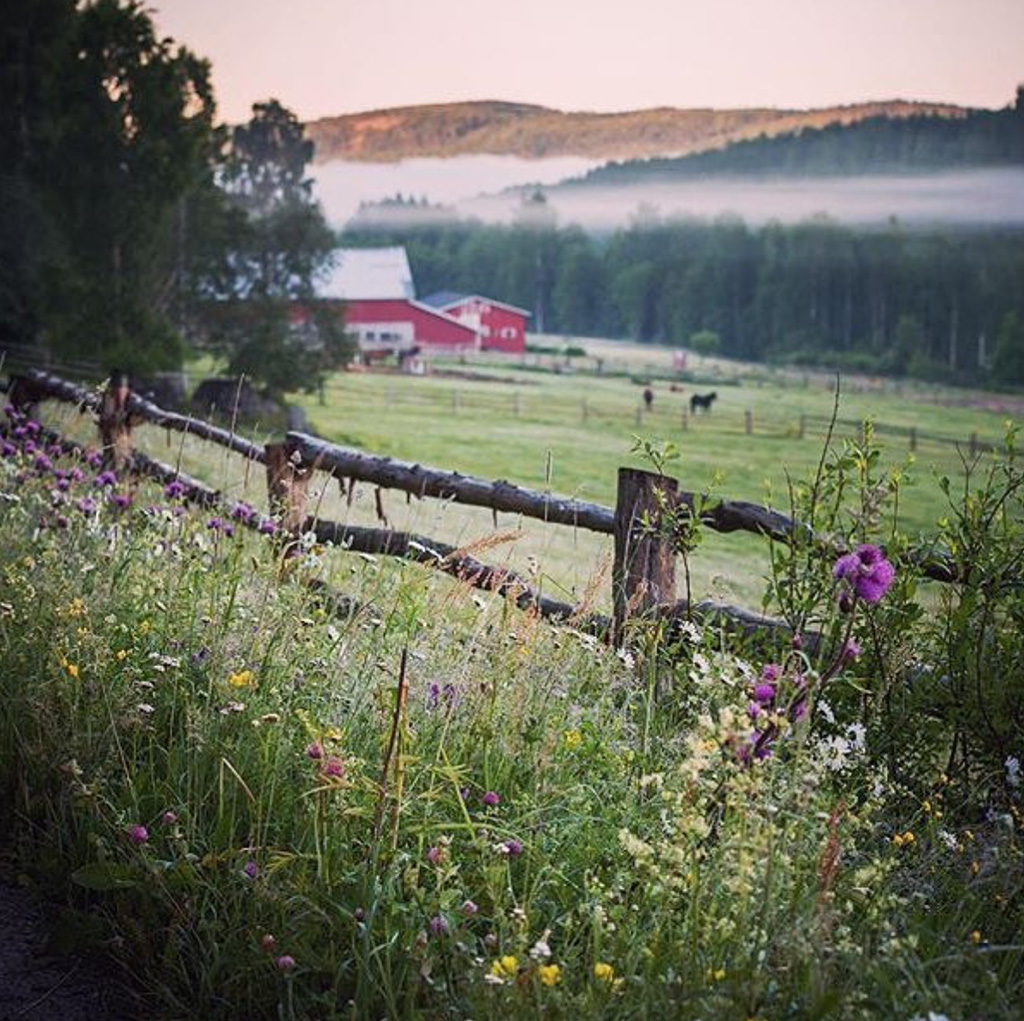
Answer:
313, 157, 1024, 232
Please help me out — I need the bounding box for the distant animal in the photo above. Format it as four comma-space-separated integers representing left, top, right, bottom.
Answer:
642, 387, 654, 410
690, 391, 718, 414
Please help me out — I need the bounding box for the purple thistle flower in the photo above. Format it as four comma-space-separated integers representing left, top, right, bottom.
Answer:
85, 450, 103, 468
462, 899, 478, 916
761, 663, 782, 683
12, 425, 27, 439
833, 544, 895, 604
23, 439, 35, 454
56, 477, 70, 492
258, 519, 277, 535
231, 501, 256, 522
25, 420, 41, 435
275, 955, 296, 972
842, 638, 862, 662
429, 914, 449, 936
127, 824, 149, 844
426, 845, 443, 864
93, 470, 117, 487
33, 454, 53, 474
791, 632, 804, 650
1, 441, 16, 458
54, 514, 69, 529
69, 466, 84, 482
747, 701, 762, 720
243, 860, 260, 880
164, 479, 188, 499
482, 790, 500, 807
503, 839, 523, 857
111, 492, 132, 509
77, 496, 97, 514
305, 741, 323, 760
206, 516, 224, 531
321, 755, 345, 779
162, 810, 178, 825
753, 682, 776, 705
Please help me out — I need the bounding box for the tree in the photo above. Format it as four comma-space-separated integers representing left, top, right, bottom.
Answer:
992, 312, 1024, 386
1, 0, 218, 371
201, 100, 353, 395
689, 329, 721, 356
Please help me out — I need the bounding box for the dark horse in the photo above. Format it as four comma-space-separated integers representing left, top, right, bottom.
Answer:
690, 391, 718, 413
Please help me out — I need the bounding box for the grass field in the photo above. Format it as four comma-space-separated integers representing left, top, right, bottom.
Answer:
45, 344, 1018, 613
290, 349, 1016, 610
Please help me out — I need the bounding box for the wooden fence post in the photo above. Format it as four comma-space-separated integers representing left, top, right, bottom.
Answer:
98, 369, 136, 471
265, 441, 312, 535
909, 427, 917, 452
612, 467, 678, 643
745, 409, 753, 435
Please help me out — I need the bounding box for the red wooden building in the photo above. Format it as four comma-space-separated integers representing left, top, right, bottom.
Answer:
316, 248, 478, 355
420, 292, 530, 354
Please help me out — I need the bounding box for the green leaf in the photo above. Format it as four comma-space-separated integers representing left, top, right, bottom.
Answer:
71, 861, 139, 891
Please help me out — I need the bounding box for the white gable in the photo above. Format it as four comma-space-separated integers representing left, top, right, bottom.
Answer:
318, 247, 415, 300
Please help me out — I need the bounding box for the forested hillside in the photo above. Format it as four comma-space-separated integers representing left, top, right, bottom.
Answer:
342, 217, 1024, 384
579, 89, 1024, 183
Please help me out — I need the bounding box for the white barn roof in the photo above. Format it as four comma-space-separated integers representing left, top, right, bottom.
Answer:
319, 247, 415, 300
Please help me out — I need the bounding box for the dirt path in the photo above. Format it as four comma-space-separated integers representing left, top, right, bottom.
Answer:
0, 878, 131, 1021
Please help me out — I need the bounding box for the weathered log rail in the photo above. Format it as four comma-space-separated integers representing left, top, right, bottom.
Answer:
4, 367, 969, 643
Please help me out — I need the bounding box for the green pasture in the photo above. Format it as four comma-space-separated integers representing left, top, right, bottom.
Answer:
45, 351, 1017, 613
288, 358, 1016, 610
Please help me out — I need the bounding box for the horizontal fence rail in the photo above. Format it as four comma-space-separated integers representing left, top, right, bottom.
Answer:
5, 367, 970, 605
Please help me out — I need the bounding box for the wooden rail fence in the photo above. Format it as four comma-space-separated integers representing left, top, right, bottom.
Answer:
3, 368, 968, 646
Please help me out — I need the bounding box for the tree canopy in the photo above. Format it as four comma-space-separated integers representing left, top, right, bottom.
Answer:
1, 0, 218, 372
197, 99, 353, 395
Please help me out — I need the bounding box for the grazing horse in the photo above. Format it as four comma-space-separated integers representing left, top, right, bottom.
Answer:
690, 391, 718, 414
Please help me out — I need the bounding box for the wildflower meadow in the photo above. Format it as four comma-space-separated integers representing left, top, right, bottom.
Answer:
0, 401, 1022, 1020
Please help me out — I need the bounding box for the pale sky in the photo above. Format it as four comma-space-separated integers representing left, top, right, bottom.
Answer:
151, 0, 1024, 123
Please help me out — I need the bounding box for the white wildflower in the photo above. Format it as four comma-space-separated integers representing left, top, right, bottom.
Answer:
1006, 755, 1021, 788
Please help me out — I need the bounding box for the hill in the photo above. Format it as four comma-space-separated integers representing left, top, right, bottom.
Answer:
305, 98, 967, 163
575, 97, 1024, 184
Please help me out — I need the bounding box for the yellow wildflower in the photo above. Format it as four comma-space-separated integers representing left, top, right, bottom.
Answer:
538, 963, 561, 986
594, 962, 615, 982
65, 598, 86, 618
228, 669, 255, 688
969, 930, 982, 944
116, 649, 128, 661
59, 657, 79, 679
563, 728, 582, 749
490, 955, 518, 979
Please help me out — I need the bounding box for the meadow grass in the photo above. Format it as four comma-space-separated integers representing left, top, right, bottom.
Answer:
1, 394, 1021, 1019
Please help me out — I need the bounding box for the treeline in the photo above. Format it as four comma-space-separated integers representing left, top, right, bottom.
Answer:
2, 0, 351, 394
579, 89, 1024, 184
342, 216, 1024, 384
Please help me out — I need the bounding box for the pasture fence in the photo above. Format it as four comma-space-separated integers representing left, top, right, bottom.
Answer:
324, 377, 1006, 453
3, 368, 969, 649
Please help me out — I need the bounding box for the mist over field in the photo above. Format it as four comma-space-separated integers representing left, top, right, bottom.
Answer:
313, 158, 1024, 231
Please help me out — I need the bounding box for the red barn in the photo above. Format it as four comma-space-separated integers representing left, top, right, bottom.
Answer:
318, 248, 478, 355
420, 292, 530, 354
